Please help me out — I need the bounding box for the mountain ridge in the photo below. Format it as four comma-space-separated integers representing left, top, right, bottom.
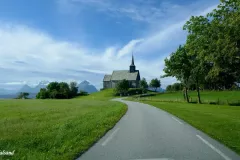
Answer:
0, 80, 98, 98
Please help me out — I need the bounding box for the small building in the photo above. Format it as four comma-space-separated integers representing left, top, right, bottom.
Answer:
103, 55, 141, 89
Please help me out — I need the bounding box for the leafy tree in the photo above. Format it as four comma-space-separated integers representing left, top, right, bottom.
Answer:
149, 78, 161, 91
17, 92, 29, 99
36, 88, 49, 99
139, 78, 148, 92
58, 82, 70, 99
115, 79, 129, 96
163, 45, 191, 102
166, 85, 172, 92
49, 89, 58, 99
36, 81, 79, 99
69, 82, 78, 98
183, 0, 240, 90
172, 83, 184, 91
47, 82, 59, 92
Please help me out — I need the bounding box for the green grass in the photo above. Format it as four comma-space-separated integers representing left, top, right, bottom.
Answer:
132, 100, 240, 154
135, 90, 240, 105
0, 98, 127, 160
76, 89, 116, 100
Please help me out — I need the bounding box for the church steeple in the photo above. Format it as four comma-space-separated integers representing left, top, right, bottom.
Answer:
129, 53, 136, 73
131, 54, 135, 65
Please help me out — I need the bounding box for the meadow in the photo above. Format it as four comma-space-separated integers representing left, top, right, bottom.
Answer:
0, 90, 126, 160
135, 90, 240, 105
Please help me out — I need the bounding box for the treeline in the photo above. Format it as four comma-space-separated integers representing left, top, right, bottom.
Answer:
114, 78, 161, 96
166, 83, 184, 92
163, 0, 240, 103
166, 83, 205, 92
36, 82, 87, 99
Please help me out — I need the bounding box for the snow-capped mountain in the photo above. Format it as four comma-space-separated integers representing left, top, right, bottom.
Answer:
18, 81, 49, 93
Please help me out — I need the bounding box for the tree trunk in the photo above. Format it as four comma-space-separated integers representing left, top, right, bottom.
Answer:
183, 89, 186, 100
185, 87, 189, 103
196, 84, 201, 104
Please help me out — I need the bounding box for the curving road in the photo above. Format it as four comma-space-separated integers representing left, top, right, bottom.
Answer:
78, 98, 240, 160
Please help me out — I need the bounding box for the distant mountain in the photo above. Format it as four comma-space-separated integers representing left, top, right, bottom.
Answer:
0, 80, 98, 99
18, 84, 33, 93
34, 81, 49, 93
18, 81, 48, 93
78, 80, 98, 94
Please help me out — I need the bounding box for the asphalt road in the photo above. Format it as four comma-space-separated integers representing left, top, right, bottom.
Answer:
78, 98, 240, 160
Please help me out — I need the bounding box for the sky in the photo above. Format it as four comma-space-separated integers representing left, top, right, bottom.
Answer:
0, 0, 219, 90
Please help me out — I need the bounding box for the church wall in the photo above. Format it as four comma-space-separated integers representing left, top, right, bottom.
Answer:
103, 81, 111, 89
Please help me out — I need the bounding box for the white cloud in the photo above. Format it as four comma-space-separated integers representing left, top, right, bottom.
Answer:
0, 1, 219, 89
0, 22, 165, 89
57, 0, 218, 24
117, 39, 144, 58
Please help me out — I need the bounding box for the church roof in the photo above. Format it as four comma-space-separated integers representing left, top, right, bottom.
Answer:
111, 70, 139, 81
103, 75, 112, 82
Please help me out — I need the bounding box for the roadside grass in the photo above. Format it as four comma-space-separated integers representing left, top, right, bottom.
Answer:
0, 98, 127, 160
131, 90, 240, 105
134, 100, 240, 154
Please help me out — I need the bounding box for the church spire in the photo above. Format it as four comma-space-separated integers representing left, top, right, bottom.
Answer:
131, 53, 135, 65
130, 53, 136, 73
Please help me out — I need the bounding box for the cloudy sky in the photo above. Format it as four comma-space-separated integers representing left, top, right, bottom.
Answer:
0, 0, 219, 90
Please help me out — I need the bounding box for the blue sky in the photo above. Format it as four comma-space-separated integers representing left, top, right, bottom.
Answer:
0, 0, 219, 90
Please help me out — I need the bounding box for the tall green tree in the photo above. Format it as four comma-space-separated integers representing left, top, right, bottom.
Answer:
139, 78, 148, 91
183, 0, 240, 89
163, 45, 191, 102
115, 79, 129, 96
69, 82, 78, 98
36, 88, 49, 99
149, 78, 161, 91
166, 85, 172, 92
58, 82, 70, 99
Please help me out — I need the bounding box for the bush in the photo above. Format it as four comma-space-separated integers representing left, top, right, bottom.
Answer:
115, 79, 129, 96
127, 88, 143, 95
78, 90, 89, 96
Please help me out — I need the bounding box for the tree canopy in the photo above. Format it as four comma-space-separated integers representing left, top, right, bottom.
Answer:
149, 78, 161, 91
115, 79, 129, 95
163, 0, 240, 103
36, 81, 79, 99
140, 78, 148, 89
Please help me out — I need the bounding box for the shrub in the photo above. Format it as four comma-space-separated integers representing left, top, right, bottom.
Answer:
78, 90, 89, 96
127, 88, 143, 95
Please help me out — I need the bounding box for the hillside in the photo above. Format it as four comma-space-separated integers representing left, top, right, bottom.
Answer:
76, 89, 115, 100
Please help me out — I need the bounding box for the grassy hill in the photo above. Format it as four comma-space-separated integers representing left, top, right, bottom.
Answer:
0, 89, 126, 160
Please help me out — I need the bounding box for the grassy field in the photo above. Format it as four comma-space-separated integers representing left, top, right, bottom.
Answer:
130, 91, 240, 154
136, 90, 240, 105
76, 89, 116, 100
0, 90, 127, 160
